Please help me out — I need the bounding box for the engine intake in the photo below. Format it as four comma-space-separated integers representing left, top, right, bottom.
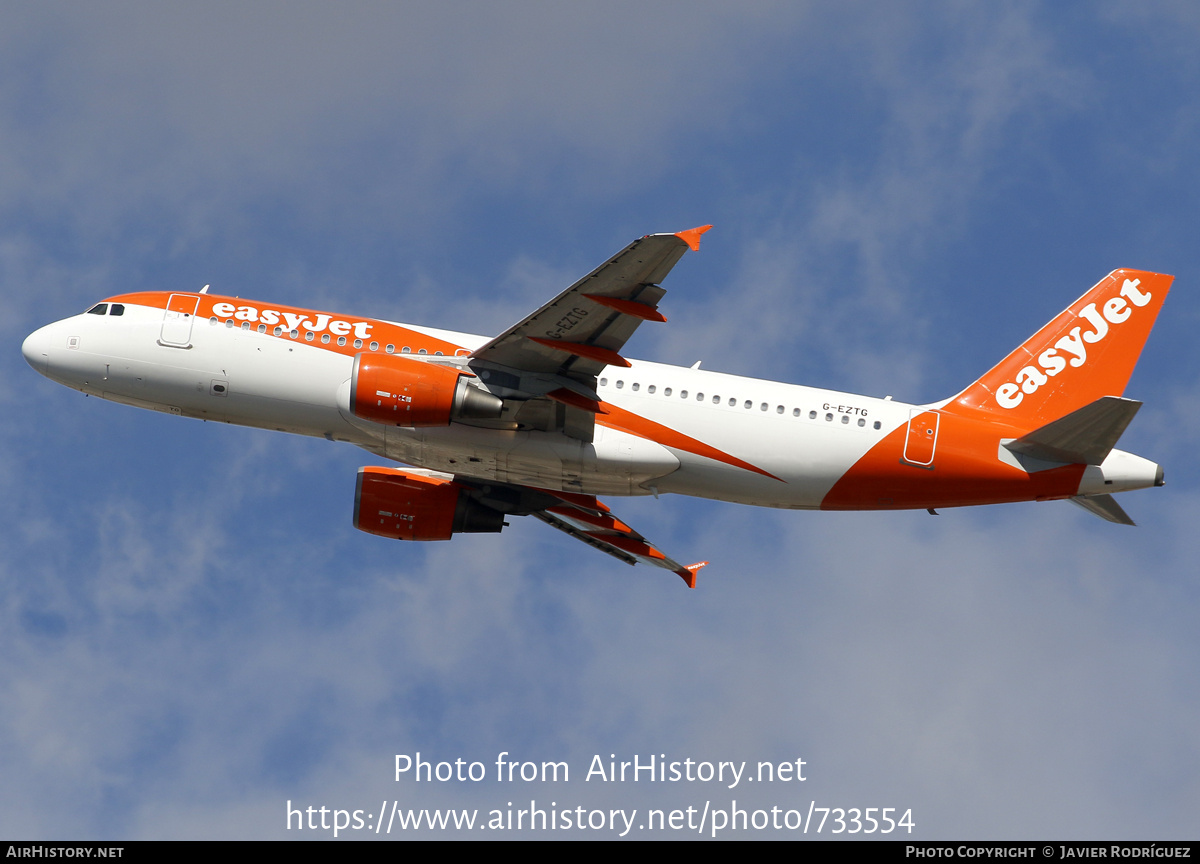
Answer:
353, 467, 505, 541
351, 353, 502, 426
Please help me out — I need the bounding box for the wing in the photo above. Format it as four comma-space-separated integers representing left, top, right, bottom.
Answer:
454, 477, 708, 588
465, 226, 711, 441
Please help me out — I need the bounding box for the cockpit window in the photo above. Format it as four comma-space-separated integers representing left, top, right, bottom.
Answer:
109, 304, 125, 316
87, 303, 108, 315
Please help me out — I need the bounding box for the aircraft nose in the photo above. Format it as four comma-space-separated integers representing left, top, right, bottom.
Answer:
21, 325, 52, 374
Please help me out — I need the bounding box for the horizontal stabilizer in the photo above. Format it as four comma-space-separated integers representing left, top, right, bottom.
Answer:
1005, 396, 1141, 466
1069, 494, 1136, 526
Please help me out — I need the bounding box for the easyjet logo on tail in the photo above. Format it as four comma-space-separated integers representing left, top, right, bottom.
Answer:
995, 278, 1153, 409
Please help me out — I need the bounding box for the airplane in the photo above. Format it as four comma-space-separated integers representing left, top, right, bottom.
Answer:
22, 225, 1171, 588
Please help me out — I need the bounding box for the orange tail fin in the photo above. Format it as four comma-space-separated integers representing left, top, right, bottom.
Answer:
949, 269, 1172, 428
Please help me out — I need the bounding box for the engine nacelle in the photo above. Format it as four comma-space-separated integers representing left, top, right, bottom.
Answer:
353, 466, 505, 541
351, 353, 503, 426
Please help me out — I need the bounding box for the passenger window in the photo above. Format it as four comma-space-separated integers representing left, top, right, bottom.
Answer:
696, 392, 704, 401
728, 398, 736, 406
632, 383, 640, 391
370, 341, 379, 351
809, 410, 817, 419
87, 304, 108, 315
858, 418, 866, 427
744, 400, 752, 409
616, 380, 624, 389
242, 321, 250, 331
873, 421, 882, 430
760, 403, 768, 412
841, 415, 849, 424
321, 333, 330, 343
304, 331, 314, 341
680, 390, 688, 399
776, 405, 784, 414
664, 388, 672, 397
386, 344, 395, 354
600, 378, 608, 386
337, 336, 347, 346
647, 385, 656, 394
793, 408, 800, 417
258, 324, 267, 334
416, 347, 425, 354
826, 413, 833, 422
712, 395, 720, 404
274, 326, 283, 336
402, 346, 410, 353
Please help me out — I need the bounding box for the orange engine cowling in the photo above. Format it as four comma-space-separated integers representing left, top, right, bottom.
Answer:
351, 354, 503, 426
353, 466, 505, 541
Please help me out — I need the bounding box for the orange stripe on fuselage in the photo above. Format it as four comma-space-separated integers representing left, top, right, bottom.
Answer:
596, 402, 782, 481
106, 291, 469, 359
821, 409, 1084, 510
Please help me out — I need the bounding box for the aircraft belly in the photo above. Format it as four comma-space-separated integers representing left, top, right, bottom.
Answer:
382, 424, 680, 496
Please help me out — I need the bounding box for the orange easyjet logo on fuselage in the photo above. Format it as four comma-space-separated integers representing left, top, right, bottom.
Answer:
995, 278, 1153, 409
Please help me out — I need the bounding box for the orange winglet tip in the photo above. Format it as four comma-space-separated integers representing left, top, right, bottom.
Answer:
546, 387, 608, 414
677, 561, 708, 589
528, 337, 631, 368
583, 294, 667, 323
674, 224, 713, 252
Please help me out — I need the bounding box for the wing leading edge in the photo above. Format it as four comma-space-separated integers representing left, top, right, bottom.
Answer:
469, 226, 711, 379
451, 476, 708, 588
533, 495, 709, 588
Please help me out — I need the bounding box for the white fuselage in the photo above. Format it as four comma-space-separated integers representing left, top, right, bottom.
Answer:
22, 300, 913, 508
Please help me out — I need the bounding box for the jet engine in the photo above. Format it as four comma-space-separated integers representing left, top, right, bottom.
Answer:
350, 354, 503, 426
353, 466, 505, 541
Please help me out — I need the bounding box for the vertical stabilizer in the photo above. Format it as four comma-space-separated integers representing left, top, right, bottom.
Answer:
950, 270, 1171, 429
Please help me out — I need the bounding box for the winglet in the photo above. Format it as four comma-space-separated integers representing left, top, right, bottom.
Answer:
675, 224, 713, 252
677, 561, 708, 588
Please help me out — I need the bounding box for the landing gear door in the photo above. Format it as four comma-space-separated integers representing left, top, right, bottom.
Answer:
159, 294, 199, 348
903, 409, 939, 467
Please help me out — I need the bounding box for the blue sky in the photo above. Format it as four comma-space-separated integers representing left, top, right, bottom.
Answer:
3, 2, 1199, 839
